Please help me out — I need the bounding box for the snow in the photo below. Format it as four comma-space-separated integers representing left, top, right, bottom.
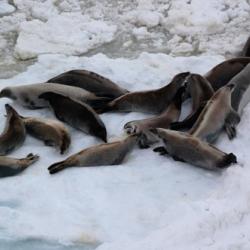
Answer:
0, 52, 250, 250
0, 0, 250, 249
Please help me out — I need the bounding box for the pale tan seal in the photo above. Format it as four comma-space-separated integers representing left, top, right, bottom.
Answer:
152, 128, 237, 170
48, 134, 139, 174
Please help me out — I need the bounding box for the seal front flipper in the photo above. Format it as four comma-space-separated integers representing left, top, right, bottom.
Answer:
153, 146, 168, 155
170, 102, 206, 131
224, 110, 241, 140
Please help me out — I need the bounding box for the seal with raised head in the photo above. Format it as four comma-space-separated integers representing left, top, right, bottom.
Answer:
47, 69, 129, 98
39, 92, 107, 142
204, 57, 250, 91
124, 86, 185, 148
152, 128, 237, 170
0, 83, 111, 111
229, 63, 250, 115
21, 116, 71, 154
189, 84, 240, 143
98, 72, 190, 114
48, 134, 138, 174
170, 73, 214, 131
0, 104, 26, 155
241, 36, 250, 57
0, 153, 39, 178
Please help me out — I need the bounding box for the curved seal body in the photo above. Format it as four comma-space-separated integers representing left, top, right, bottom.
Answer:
39, 92, 107, 142
241, 36, 250, 57
47, 70, 129, 98
171, 74, 214, 131
229, 63, 250, 115
22, 117, 71, 154
0, 83, 110, 110
205, 57, 250, 91
0, 104, 26, 155
124, 86, 185, 147
0, 153, 39, 178
48, 134, 138, 174
189, 85, 240, 143
153, 128, 237, 170
98, 72, 190, 114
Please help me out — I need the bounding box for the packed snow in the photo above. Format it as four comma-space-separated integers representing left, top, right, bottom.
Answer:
0, 0, 250, 249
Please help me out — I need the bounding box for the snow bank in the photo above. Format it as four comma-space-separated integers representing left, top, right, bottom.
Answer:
1, 52, 250, 249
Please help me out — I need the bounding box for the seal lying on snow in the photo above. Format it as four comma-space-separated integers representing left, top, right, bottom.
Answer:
0, 83, 111, 111
98, 72, 190, 114
21, 116, 71, 154
48, 134, 139, 174
229, 63, 250, 115
0, 104, 26, 155
152, 128, 237, 170
171, 74, 214, 131
189, 84, 240, 143
39, 92, 107, 142
0, 153, 39, 178
124, 86, 185, 148
204, 57, 250, 91
47, 69, 129, 98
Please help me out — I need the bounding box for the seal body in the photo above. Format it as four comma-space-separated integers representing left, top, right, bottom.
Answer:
47, 69, 129, 98
22, 117, 71, 154
189, 85, 240, 143
124, 86, 185, 147
39, 92, 107, 142
98, 72, 190, 114
205, 57, 250, 91
0, 83, 111, 110
229, 63, 250, 115
0, 104, 26, 155
171, 74, 214, 131
0, 153, 39, 178
153, 128, 237, 170
48, 134, 138, 174
241, 36, 250, 57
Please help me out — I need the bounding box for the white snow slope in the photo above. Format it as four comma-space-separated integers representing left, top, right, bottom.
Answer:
0, 0, 250, 250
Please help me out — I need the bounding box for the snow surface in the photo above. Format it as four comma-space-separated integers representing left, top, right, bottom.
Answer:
0, 0, 250, 249
0, 53, 250, 250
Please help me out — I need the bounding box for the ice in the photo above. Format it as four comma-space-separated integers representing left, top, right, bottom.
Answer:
0, 1, 15, 16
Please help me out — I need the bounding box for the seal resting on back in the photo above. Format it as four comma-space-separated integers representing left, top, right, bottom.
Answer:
39, 92, 107, 142
48, 134, 139, 174
0, 104, 26, 156
98, 72, 190, 114
0, 153, 39, 178
0, 83, 111, 111
152, 128, 237, 170
47, 69, 129, 98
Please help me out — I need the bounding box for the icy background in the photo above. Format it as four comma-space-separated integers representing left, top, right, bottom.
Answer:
0, 0, 250, 249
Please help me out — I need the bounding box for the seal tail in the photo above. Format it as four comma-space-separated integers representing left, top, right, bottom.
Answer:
85, 97, 114, 112
48, 160, 68, 174
217, 153, 237, 169
60, 131, 71, 154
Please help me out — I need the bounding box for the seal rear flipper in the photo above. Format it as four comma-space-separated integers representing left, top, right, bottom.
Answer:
242, 36, 250, 57
20, 153, 40, 169
217, 153, 237, 169
170, 102, 206, 131
85, 97, 114, 112
153, 146, 168, 155
224, 110, 241, 140
48, 160, 68, 174
60, 131, 71, 154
